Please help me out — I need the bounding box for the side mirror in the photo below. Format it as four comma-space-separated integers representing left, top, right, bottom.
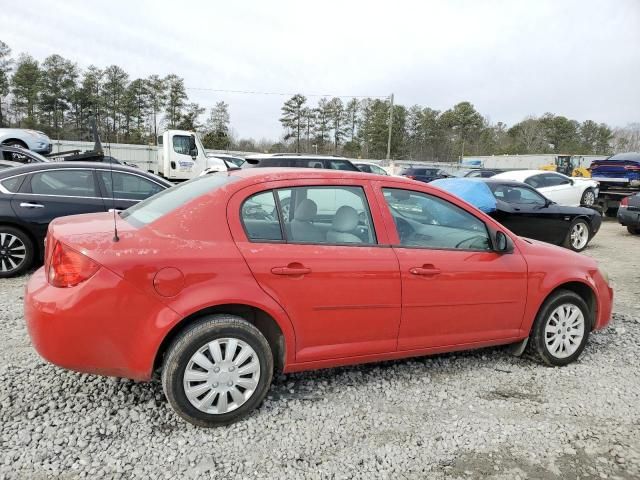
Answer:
494, 231, 514, 254
189, 135, 198, 158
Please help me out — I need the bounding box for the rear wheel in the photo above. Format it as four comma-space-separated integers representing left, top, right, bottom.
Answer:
528, 290, 591, 366
0, 226, 34, 277
162, 314, 273, 427
627, 226, 640, 235
564, 218, 590, 252
580, 188, 596, 206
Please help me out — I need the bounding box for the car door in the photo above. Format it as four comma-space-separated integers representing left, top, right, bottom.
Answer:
95, 169, 167, 210
228, 179, 402, 363
10, 168, 106, 241
374, 182, 528, 350
535, 173, 578, 206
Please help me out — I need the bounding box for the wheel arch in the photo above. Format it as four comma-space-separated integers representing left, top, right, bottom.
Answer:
537, 281, 598, 331
153, 303, 287, 375
1, 138, 29, 148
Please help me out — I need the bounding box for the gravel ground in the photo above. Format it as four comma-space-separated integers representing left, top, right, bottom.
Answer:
1, 219, 639, 479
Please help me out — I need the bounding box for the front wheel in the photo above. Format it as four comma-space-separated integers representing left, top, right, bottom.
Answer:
627, 226, 640, 235
580, 188, 596, 206
162, 314, 274, 427
564, 218, 590, 252
528, 290, 591, 366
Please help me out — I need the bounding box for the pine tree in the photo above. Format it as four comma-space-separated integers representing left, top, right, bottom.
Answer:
164, 74, 187, 129
146, 74, 166, 143
101, 65, 129, 141
327, 97, 347, 153
39, 54, 78, 134
11, 54, 41, 127
202, 101, 231, 149
0, 40, 12, 127
279, 94, 306, 152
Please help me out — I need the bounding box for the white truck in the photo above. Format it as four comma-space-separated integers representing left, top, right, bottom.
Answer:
152, 130, 228, 181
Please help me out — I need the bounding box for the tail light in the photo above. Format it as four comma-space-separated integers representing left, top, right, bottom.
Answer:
48, 242, 100, 288
619, 196, 629, 208
624, 165, 640, 171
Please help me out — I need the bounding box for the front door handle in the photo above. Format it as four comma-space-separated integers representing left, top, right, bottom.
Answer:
409, 265, 441, 276
271, 264, 311, 276
19, 202, 44, 209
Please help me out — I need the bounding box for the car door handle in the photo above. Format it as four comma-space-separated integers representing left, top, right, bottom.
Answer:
19, 202, 44, 209
271, 265, 311, 276
409, 265, 441, 276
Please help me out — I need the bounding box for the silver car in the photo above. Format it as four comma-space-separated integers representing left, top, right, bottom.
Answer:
0, 128, 52, 154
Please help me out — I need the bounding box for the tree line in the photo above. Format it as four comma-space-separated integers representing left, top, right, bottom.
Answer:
0, 39, 637, 159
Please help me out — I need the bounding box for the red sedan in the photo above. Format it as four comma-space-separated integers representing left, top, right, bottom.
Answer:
24, 168, 613, 426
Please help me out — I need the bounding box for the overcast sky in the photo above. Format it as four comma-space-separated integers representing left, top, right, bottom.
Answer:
2, 0, 639, 139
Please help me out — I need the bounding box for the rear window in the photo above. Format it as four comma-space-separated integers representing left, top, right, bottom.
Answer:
121, 174, 236, 226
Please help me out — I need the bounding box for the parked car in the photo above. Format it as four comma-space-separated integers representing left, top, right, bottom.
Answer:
400, 166, 452, 183
454, 168, 501, 178
432, 178, 602, 252
244, 154, 360, 171
0, 128, 52, 154
0, 160, 23, 170
617, 193, 640, 234
353, 161, 389, 175
25, 168, 612, 426
590, 152, 640, 188
0, 162, 172, 277
492, 170, 599, 207
0, 145, 50, 164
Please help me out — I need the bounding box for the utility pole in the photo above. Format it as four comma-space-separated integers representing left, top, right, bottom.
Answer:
386, 93, 394, 161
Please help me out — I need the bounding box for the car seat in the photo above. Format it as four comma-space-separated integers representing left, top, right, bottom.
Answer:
327, 206, 362, 243
290, 199, 323, 242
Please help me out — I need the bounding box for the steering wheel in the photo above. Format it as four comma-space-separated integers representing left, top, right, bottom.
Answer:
455, 235, 488, 249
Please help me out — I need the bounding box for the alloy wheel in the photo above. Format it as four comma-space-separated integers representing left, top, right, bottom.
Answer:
544, 303, 585, 359
570, 222, 589, 250
0, 233, 27, 273
582, 190, 595, 206
183, 338, 260, 415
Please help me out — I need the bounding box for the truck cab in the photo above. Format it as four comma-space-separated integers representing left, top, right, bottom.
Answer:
156, 130, 227, 181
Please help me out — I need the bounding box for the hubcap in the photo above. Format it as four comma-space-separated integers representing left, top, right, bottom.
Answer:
582, 190, 595, 206
570, 223, 589, 250
0, 233, 26, 273
544, 304, 585, 359
183, 338, 260, 415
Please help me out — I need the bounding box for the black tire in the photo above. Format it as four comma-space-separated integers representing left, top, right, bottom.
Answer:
580, 188, 596, 206
627, 226, 640, 235
162, 314, 274, 427
0, 226, 34, 278
2, 139, 28, 149
528, 290, 591, 366
563, 218, 591, 252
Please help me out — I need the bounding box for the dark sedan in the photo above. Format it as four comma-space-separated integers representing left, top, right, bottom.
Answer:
400, 166, 452, 183
432, 178, 601, 252
454, 168, 502, 178
618, 193, 640, 234
0, 162, 172, 277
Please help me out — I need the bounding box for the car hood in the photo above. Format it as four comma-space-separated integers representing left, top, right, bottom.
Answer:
515, 236, 598, 268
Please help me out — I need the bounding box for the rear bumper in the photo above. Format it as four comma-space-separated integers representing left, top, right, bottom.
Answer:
25, 267, 180, 381
617, 208, 640, 227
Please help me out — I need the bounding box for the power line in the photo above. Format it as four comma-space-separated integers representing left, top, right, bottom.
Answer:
185, 87, 389, 99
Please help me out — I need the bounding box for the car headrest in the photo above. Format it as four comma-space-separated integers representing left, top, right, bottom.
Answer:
332, 206, 359, 232
294, 199, 318, 222
505, 188, 521, 202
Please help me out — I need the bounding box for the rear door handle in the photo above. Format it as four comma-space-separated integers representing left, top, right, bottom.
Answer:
271, 265, 311, 276
409, 265, 441, 276
19, 202, 44, 209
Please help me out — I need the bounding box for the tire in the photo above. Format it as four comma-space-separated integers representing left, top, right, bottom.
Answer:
563, 218, 590, 252
2, 139, 28, 149
627, 226, 640, 235
0, 226, 34, 278
528, 290, 591, 366
580, 188, 596, 207
162, 314, 274, 427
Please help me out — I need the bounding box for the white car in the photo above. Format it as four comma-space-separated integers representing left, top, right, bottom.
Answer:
0, 128, 51, 154
492, 170, 599, 207
353, 161, 390, 175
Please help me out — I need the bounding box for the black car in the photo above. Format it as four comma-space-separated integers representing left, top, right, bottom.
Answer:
618, 193, 640, 234
432, 178, 601, 252
454, 168, 502, 178
0, 162, 172, 277
400, 166, 452, 183
244, 154, 360, 171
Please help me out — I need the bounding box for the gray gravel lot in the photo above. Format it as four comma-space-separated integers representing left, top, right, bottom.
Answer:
1, 219, 639, 479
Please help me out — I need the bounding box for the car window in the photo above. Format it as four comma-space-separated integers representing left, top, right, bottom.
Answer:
542, 173, 571, 186
98, 171, 165, 200
241, 190, 283, 242
371, 165, 388, 175
383, 188, 490, 250
328, 160, 358, 171
173, 135, 194, 156
489, 184, 546, 206
291, 159, 323, 169
0, 176, 24, 192
356, 164, 372, 173
276, 186, 376, 245
121, 174, 236, 227
524, 174, 544, 188
29, 169, 97, 197
466, 170, 482, 177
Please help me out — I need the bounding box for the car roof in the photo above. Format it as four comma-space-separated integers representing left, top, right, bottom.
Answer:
492, 169, 552, 181
245, 154, 349, 160
225, 167, 406, 183
0, 161, 171, 183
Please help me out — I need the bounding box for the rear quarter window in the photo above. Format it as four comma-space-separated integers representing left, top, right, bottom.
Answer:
0, 176, 24, 193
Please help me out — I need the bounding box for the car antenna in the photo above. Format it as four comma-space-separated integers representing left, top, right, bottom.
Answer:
102, 120, 119, 242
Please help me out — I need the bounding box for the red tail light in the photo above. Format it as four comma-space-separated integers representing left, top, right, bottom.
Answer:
620, 196, 629, 208
48, 242, 100, 288
624, 165, 640, 171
